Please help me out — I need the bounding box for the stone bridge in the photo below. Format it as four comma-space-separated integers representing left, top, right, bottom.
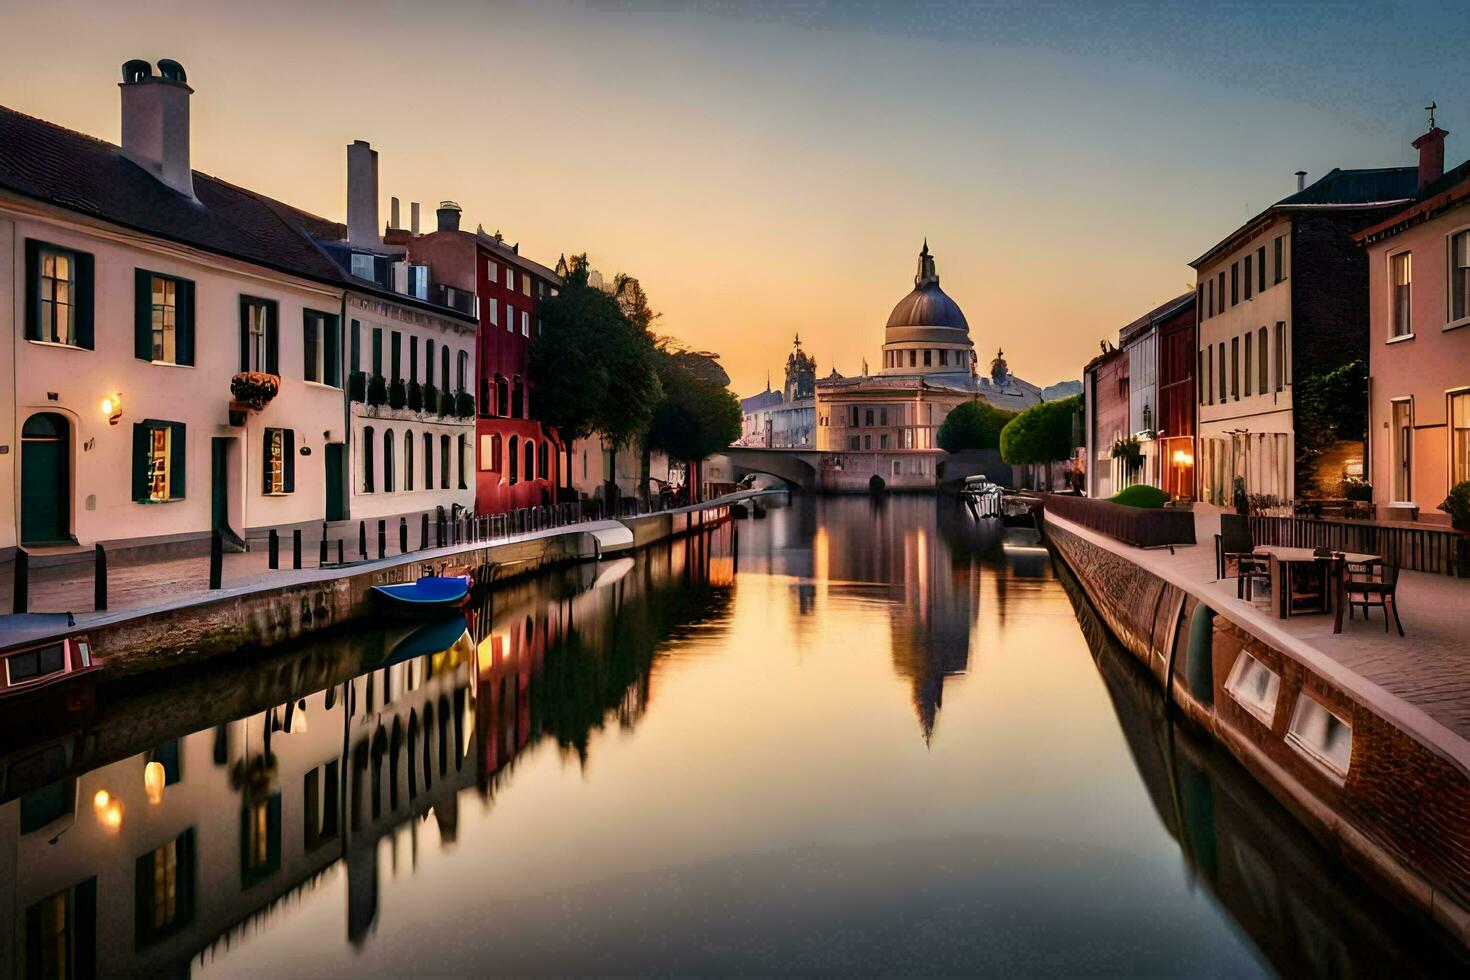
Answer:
714, 448, 822, 490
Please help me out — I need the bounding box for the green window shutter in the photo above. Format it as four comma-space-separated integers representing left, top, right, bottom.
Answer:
325, 315, 340, 387
74, 251, 95, 349
134, 847, 155, 947
177, 279, 195, 366
23, 240, 41, 340
168, 422, 186, 499
372, 329, 382, 375
262, 429, 274, 494
284, 429, 296, 493
265, 300, 280, 374
176, 829, 196, 926
350, 319, 361, 372
132, 423, 150, 502
239, 297, 250, 371
135, 269, 154, 361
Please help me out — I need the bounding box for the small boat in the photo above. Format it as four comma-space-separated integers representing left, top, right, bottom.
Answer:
371, 575, 471, 614
0, 633, 101, 743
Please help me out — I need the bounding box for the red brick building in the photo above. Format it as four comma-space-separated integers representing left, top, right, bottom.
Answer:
408, 205, 562, 513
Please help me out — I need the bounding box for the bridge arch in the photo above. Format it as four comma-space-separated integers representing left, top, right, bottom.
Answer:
715, 448, 819, 491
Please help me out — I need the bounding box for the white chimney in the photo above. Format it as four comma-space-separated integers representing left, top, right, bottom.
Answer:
410, 202, 421, 235
119, 59, 195, 200
390, 196, 401, 231
346, 140, 380, 247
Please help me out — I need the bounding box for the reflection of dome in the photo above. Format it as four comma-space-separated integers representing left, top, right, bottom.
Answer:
885, 241, 970, 332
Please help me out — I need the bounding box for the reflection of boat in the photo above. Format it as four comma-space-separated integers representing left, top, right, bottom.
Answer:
371, 615, 471, 671
371, 576, 471, 614
591, 557, 636, 590
0, 633, 100, 743
960, 476, 1002, 518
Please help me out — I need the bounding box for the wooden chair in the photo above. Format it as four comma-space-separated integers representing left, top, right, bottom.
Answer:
1342, 562, 1405, 636
1215, 513, 1269, 601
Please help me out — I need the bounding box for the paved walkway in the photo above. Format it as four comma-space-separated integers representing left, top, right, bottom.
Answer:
1047, 504, 1470, 769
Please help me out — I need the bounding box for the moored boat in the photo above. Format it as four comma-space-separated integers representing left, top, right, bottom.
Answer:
0, 633, 101, 742
371, 575, 472, 615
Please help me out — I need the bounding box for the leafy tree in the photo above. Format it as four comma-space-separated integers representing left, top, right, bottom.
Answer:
936, 399, 1015, 453
644, 345, 741, 497
1293, 359, 1367, 496
999, 395, 1081, 465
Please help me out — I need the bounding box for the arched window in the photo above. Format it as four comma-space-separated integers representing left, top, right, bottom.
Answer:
403, 431, 414, 491
423, 432, 434, 489
537, 441, 549, 480
491, 433, 502, 473
508, 435, 519, 485
440, 345, 450, 391
479, 376, 491, 417
496, 375, 509, 418
362, 425, 375, 492
458, 434, 468, 490
383, 428, 395, 493
511, 376, 523, 419
439, 434, 450, 488
523, 438, 534, 482
457, 350, 468, 393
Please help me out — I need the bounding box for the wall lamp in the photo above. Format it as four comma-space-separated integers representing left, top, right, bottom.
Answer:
100, 393, 123, 426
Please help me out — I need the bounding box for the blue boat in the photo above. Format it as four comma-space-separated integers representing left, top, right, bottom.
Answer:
371, 576, 470, 613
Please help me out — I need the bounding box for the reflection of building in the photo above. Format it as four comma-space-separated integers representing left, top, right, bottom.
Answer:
737, 336, 819, 448
813, 244, 1079, 489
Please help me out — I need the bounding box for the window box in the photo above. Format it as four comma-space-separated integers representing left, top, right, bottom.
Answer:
229, 372, 281, 412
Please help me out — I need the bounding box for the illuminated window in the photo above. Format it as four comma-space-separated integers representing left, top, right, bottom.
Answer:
1451, 391, 1470, 485
1225, 651, 1279, 727
267, 429, 285, 494
521, 310, 529, 336
136, 829, 195, 945
1450, 229, 1470, 323
38, 248, 77, 345
240, 794, 281, 886
150, 275, 177, 362
149, 427, 171, 501
1391, 252, 1412, 337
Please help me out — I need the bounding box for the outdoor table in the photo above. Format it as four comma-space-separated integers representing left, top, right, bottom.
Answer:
1253, 547, 1380, 625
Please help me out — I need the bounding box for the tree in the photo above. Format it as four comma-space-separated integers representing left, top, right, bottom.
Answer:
645, 344, 742, 500
999, 395, 1082, 465
936, 399, 1015, 453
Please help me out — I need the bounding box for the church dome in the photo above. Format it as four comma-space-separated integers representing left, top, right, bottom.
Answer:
885, 242, 970, 331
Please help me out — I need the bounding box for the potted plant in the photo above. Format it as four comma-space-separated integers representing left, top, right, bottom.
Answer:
1110, 436, 1143, 475
367, 373, 388, 408
1438, 481, 1470, 577
1232, 475, 1247, 515
407, 379, 423, 413
388, 378, 407, 410
230, 371, 281, 411
348, 370, 367, 403
439, 389, 455, 417
455, 388, 475, 419
422, 382, 439, 415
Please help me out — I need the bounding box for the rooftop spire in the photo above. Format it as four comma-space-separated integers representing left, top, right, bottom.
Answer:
915, 240, 938, 287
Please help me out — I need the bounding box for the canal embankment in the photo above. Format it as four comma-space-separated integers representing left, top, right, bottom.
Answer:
1041, 499, 1470, 946
2, 490, 774, 677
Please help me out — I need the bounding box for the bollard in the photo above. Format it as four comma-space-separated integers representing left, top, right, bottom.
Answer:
337, 539, 345, 565
292, 528, 302, 570
209, 530, 223, 590
268, 529, 280, 570
399, 517, 408, 555
94, 543, 108, 611
421, 513, 430, 551
320, 524, 329, 566
437, 518, 445, 549
11, 548, 27, 614
378, 520, 386, 560
359, 521, 368, 560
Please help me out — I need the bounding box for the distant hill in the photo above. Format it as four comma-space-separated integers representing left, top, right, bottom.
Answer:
1041, 380, 1083, 401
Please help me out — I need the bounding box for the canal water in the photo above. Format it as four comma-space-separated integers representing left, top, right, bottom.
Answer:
4, 495, 1463, 977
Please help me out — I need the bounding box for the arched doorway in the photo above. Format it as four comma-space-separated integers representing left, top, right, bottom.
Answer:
21, 413, 70, 543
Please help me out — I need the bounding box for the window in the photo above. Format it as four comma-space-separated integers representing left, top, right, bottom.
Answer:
1206, 345, 1213, 404
350, 319, 361, 372
440, 434, 451, 487
880, 434, 889, 449
263, 428, 295, 494
239, 297, 278, 373
1451, 392, 1470, 486
1287, 694, 1352, 779
410, 336, 420, 381
521, 310, 529, 336
506, 301, 514, 332
26, 241, 95, 348
382, 428, 395, 493
1207, 279, 1214, 317
1244, 331, 1252, 397
132, 420, 186, 502
240, 793, 282, 887
303, 310, 340, 385
350, 253, 376, 279
850, 406, 860, 427
863, 434, 872, 449
441, 345, 451, 390
505, 268, 515, 293
880, 408, 888, 426
1198, 350, 1205, 404
363, 426, 375, 492
1218, 342, 1226, 401
865, 409, 874, 426
1256, 245, 1266, 292
135, 270, 194, 365
1258, 326, 1269, 393
390, 330, 402, 381
424, 339, 434, 384
480, 434, 495, 470
1230, 262, 1239, 305
1231, 336, 1239, 399
1225, 651, 1280, 727
6, 642, 65, 685
497, 375, 510, 417
407, 264, 428, 299
135, 829, 195, 946
489, 297, 499, 327
303, 762, 340, 851
1273, 235, 1284, 283
849, 436, 860, 451
1217, 271, 1225, 309
487, 260, 498, 282
462, 435, 471, 489
457, 350, 468, 391
1243, 255, 1252, 300
424, 432, 434, 488
1391, 253, 1412, 338
25, 879, 96, 979
508, 435, 519, 484
537, 440, 548, 480
1451, 229, 1470, 324
522, 274, 531, 297
908, 349, 916, 367
923, 349, 932, 366
404, 431, 415, 491
1390, 400, 1412, 502
1274, 322, 1286, 390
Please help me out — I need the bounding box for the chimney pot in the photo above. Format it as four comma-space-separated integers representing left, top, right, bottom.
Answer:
1295, 170, 1307, 192
1412, 125, 1448, 191
410, 202, 421, 235
436, 201, 462, 233
346, 141, 381, 248
390, 196, 401, 231
119, 59, 195, 199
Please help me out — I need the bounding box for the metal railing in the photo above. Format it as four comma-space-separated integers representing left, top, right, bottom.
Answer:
1248, 514, 1467, 578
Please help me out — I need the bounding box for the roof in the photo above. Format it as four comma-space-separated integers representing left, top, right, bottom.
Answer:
1355, 157, 1470, 245
1118, 291, 1194, 345
1190, 166, 1417, 268
740, 390, 784, 413
0, 104, 476, 322
886, 281, 970, 331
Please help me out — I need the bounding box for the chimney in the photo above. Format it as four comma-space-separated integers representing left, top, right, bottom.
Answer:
1413, 123, 1448, 191
346, 140, 380, 247
410, 202, 421, 235
1295, 170, 1307, 192
119, 59, 195, 200
436, 201, 462, 233
390, 196, 401, 231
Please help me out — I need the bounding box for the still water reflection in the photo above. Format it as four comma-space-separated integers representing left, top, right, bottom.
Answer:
3, 495, 1463, 976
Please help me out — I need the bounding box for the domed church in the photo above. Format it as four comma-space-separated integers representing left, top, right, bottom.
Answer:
814, 242, 1073, 477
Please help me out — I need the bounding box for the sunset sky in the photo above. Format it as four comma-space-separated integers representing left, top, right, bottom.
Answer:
3, 1, 1465, 396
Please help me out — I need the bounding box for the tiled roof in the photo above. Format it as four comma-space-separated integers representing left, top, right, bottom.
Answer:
1277, 167, 1418, 206
0, 104, 345, 285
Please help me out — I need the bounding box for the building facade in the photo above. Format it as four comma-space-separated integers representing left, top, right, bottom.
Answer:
1082, 344, 1129, 498
1358, 123, 1469, 524
736, 335, 818, 449
1191, 166, 1417, 506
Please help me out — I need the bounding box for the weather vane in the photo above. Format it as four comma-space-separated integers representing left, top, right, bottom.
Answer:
1427, 101, 1438, 128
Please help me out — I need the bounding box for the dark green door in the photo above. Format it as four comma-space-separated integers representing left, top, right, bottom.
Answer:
21, 413, 69, 544
325, 443, 347, 521
211, 438, 230, 530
